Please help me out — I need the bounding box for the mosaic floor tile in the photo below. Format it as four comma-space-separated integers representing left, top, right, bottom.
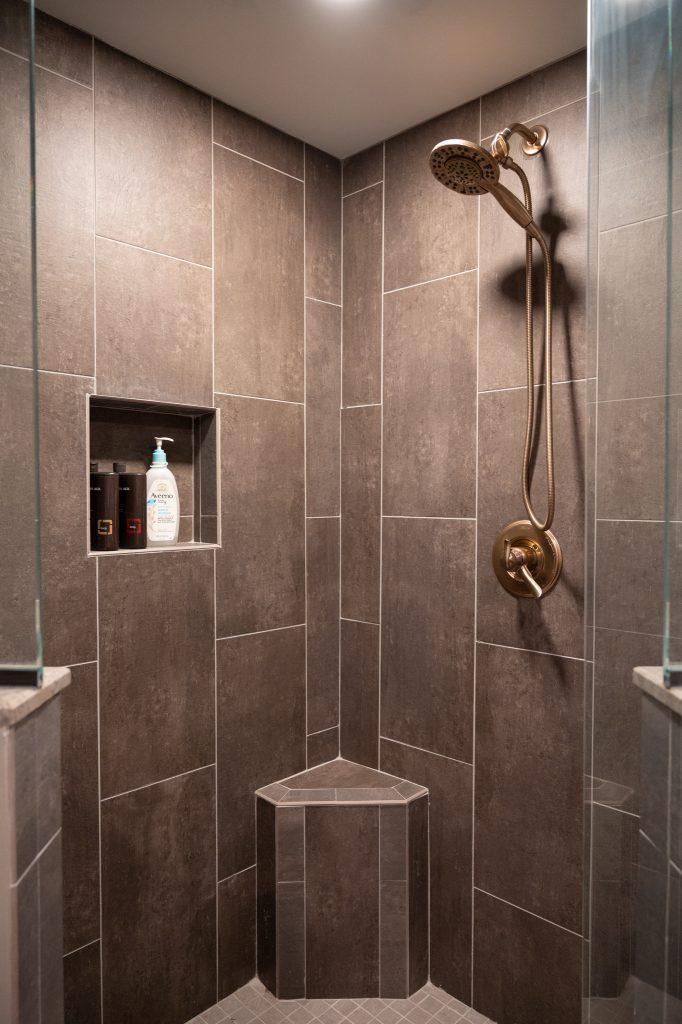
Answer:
188, 979, 496, 1024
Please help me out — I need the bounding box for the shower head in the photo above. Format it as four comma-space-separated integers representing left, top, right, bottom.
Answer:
429, 137, 541, 240
429, 139, 499, 195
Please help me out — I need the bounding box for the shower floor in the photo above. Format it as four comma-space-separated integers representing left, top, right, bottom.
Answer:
187, 978, 495, 1024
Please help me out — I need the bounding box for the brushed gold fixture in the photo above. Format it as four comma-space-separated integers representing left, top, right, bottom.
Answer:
429, 121, 561, 599
492, 520, 562, 600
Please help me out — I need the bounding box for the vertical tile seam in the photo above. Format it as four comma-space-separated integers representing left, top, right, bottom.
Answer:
585, 112, 603, 1008
303, 147, 309, 761
662, 709, 674, 1020
91, 33, 105, 1022
469, 96, 482, 1007
211, 94, 220, 1003
377, 141, 386, 997
338, 153, 344, 757
378, 142, 385, 774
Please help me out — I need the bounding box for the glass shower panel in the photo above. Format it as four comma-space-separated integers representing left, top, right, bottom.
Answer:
586, 0, 680, 1021
0, 0, 43, 683
664, 2, 682, 679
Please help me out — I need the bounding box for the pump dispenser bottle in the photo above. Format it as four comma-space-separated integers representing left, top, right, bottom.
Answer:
146, 437, 179, 547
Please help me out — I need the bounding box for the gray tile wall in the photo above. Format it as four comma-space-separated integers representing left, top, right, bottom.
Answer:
0, 696, 65, 1024
339, 50, 588, 1024
0, 5, 341, 1019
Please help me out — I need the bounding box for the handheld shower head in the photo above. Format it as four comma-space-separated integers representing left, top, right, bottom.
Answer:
429, 139, 499, 195
429, 138, 541, 240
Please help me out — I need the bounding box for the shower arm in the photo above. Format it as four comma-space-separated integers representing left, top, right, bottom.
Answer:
500, 155, 555, 534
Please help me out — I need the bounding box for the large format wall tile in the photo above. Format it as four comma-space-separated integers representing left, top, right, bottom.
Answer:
593, 628, 661, 814
61, 662, 99, 953
383, 273, 477, 517
598, 216, 671, 401
95, 42, 211, 265
218, 868, 256, 998
481, 50, 587, 140
343, 144, 383, 196
213, 101, 304, 178
0, 367, 37, 665
305, 145, 341, 304
477, 381, 585, 659
307, 518, 340, 735
479, 98, 587, 391
305, 805, 380, 997
0, 51, 93, 374
0, 0, 93, 85
475, 643, 583, 933
384, 100, 479, 292
306, 299, 341, 517
99, 550, 215, 798
340, 619, 380, 768
95, 237, 212, 405
216, 396, 305, 636
342, 183, 383, 406
381, 518, 475, 763
39, 372, 97, 667
596, 395, 667, 521
63, 941, 102, 1024
101, 768, 216, 1023
214, 144, 304, 401
36, 67, 94, 375
217, 627, 306, 878
473, 889, 582, 1024
0, 50, 31, 367
307, 727, 339, 768
341, 405, 381, 623
380, 739, 473, 1001
595, 520, 664, 636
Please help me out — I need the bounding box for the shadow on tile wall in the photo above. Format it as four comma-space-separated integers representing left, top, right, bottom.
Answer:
0, 2, 340, 1019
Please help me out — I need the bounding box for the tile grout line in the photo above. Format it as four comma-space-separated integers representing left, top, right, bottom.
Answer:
217, 623, 306, 642
380, 736, 473, 769
101, 762, 215, 804
63, 936, 100, 960
306, 295, 341, 308
0, 42, 93, 89
474, 886, 583, 940
384, 267, 476, 296
1, 363, 94, 379
476, 639, 586, 663
470, 95, 482, 1007
91, 38, 105, 1020
304, 145, 309, 766
213, 139, 304, 182
480, 91, 588, 144
479, 376, 587, 395
307, 725, 338, 738
342, 178, 384, 199
214, 391, 304, 406
378, 141, 386, 776
211, 93, 220, 1003
341, 616, 379, 626
338, 148, 345, 759
95, 232, 212, 270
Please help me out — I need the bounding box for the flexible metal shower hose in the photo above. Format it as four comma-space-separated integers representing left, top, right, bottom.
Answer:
509, 163, 555, 532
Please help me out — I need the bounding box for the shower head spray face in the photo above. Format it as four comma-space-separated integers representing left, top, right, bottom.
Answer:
429, 139, 499, 195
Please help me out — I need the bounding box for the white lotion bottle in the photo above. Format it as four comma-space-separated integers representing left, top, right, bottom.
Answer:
146, 436, 180, 547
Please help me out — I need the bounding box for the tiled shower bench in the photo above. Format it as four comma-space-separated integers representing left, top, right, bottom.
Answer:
256, 759, 429, 1000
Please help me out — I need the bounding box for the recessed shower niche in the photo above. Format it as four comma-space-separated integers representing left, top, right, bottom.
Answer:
87, 394, 220, 554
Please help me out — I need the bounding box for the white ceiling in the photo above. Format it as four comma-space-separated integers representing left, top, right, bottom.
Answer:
38, 0, 587, 158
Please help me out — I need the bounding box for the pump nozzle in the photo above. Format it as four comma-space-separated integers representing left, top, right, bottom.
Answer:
152, 436, 174, 466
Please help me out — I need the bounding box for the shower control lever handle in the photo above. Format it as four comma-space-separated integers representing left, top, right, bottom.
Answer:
505, 541, 543, 599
